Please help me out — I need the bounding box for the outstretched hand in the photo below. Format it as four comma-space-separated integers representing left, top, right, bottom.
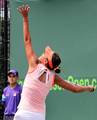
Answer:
18, 5, 30, 18
88, 86, 96, 92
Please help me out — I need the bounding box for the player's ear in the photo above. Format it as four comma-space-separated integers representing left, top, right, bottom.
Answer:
44, 58, 48, 64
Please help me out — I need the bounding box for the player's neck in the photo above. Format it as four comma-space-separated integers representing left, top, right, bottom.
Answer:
9, 83, 17, 88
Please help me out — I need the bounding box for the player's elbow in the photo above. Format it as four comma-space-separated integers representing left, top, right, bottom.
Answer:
24, 34, 31, 43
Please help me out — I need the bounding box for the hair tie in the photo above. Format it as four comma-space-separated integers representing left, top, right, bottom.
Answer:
54, 66, 61, 73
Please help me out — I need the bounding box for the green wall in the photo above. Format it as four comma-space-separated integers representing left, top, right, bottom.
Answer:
10, 0, 97, 120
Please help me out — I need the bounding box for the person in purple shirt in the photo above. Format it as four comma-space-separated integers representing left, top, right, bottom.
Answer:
2, 69, 22, 120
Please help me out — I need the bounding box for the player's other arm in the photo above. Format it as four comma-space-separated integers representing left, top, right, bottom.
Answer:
54, 74, 95, 93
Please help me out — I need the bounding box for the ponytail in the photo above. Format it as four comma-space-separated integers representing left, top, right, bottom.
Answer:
54, 67, 61, 74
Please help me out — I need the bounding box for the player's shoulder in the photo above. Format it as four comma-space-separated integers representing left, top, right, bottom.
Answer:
3, 86, 10, 92
17, 84, 22, 91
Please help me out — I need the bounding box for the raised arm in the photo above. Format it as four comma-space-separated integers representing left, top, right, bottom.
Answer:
18, 5, 37, 68
54, 74, 95, 93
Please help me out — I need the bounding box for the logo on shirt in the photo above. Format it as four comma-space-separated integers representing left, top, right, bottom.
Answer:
13, 93, 17, 96
6, 93, 9, 96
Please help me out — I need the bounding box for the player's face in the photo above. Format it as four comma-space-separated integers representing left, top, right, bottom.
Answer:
39, 46, 54, 69
44, 46, 54, 69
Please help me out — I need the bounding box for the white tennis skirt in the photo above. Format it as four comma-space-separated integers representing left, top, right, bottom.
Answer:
14, 110, 45, 120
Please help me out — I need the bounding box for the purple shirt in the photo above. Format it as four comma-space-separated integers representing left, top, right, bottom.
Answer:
2, 84, 22, 115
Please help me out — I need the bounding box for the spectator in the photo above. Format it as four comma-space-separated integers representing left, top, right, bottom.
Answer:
2, 69, 22, 120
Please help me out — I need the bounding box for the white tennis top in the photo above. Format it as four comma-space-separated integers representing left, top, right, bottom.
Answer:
18, 63, 55, 113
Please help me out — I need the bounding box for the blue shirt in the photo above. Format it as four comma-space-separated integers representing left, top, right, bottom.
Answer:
2, 84, 22, 115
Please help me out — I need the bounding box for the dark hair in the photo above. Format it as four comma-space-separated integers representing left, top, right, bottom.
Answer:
52, 53, 61, 73
54, 68, 61, 74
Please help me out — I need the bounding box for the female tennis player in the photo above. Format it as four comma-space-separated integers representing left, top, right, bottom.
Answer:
14, 5, 95, 120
